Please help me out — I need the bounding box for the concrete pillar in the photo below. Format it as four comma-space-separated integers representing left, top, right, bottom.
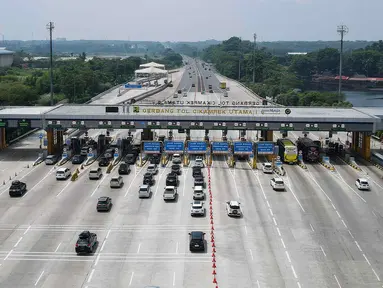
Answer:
260, 130, 273, 141
47, 129, 54, 155
56, 130, 64, 154
0, 128, 6, 149
361, 132, 371, 161
351, 131, 359, 151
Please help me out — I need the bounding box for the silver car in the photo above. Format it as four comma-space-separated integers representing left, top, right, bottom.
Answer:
193, 186, 205, 200
190, 201, 205, 216
110, 176, 124, 188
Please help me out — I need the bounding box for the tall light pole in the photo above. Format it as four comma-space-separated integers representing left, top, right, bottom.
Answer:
46, 22, 55, 106
253, 33, 257, 83
238, 37, 242, 80
337, 24, 348, 99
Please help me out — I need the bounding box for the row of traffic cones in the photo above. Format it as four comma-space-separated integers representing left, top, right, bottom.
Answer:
3, 164, 30, 185
207, 167, 218, 287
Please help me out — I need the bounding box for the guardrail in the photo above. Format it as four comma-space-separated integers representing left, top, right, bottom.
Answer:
116, 82, 171, 104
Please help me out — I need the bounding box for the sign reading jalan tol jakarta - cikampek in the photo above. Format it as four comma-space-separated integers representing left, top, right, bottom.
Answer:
131, 106, 289, 116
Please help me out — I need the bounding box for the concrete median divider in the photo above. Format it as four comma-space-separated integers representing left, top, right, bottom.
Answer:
274, 166, 286, 176
84, 156, 97, 166
183, 155, 189, 167
298, 161, 307, 169
320, 156, 335, 171
71, 168, 80, 181
347, 157, 362, 171
106, 163, 113, 174
58, 157, 69, 166
33, 157, 44, 166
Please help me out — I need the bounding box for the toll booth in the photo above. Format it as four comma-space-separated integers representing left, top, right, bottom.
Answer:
97, 134, 107, 155
71, 137, 81, 155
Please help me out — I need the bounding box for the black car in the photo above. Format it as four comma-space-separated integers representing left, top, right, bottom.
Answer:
194, 176, 205, 188
209, 89, 213, 93
99, 157, 110, 167
193, 169, 203, 178
143, 172, 154, 186
72, 154, 86, 164
150, 155, 161, 165
189, 231, 205, 252
177, 90, 182, 94
9, 180, 27, 197
118, 163, 131, 175
171, 164, 181, 175
192, 83, 195, 87
166, 173, 178, 186
97, 197, 112, 212
125, 153, 137, 165
75, 231, 97, 254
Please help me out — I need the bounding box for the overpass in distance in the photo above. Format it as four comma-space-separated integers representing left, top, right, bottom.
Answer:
0, 58, 383, 288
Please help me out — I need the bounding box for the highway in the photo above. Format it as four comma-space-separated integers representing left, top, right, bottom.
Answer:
0, 60, 382, 288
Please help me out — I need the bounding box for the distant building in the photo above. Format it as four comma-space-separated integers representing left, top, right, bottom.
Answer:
0, 48, 14, 67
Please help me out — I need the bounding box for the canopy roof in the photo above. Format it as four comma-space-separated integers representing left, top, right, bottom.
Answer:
139, 61, 165, 68
135, 66, 168, 74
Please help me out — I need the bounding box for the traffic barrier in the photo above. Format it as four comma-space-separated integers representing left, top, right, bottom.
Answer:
274, 166, 286, 176
106, 163, 113, 174
372, 162, 383, 171
84, 156, 97, 166
71, 171, 79, 181
348, 160, 362, 171
33, 157, 44, 166
298, 161, 307, 169
320, 161, 335, 171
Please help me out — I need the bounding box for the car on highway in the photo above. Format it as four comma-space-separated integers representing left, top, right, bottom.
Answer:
208, 84, 212, 89
177, 90, 182, 94
190, 201, 205, 216
226, 201, 242, 217
223, 91, 228, 97
206, 76, 208, 79
171, 164, 182, 175
147, 164, 158, 175
163, 186, 177, 201
89, 168, 102, 180
172, 154, 182, 164
173, 94, 178, 98
189, 231, 205, 252
96, 196, 112, 212
139, 185, 151, 198
192, 83, 195, 87
125, 153, 137, 165
195, 158, 204, 168
56, 167, 71, 180
262, 162, 273, 174
143, 172, 154, 186
183, 92, 187, 97
9, 180, 27, 197
110, 176, 124, 188
226, 87, 230, 91
149, 154, 161, 164
45, 154, 59, 165
193, 186, 205, 200
166, 173, 178, 186
209, 89, 214, 93
192, 168, 203, 178
104, 148, 115, 159
270, 177, 285, 191
98, 157, 110, 167
72, 154, 86, 164
356, 178, 370, 190
118, 162, 131, 175
194, 176, 205, 188
75, 231, 97, 254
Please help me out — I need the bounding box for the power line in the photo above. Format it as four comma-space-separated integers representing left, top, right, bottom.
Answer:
46, 22, 55, 106
337, 24, 348, 99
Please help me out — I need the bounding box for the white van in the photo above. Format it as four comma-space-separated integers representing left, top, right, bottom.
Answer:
56, 168, 71, 180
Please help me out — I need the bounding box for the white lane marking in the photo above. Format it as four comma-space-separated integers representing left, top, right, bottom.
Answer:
87, 269, 95, 283
372, 268, 381, 281
363, 253, 371, 266
34, 270, 44, 286
182, 168, 188, 196
306, 168, 334, 203
297, 282, 302, 288
95, 254, 100, 266
56, 181, 71, 197
341, 220, 348, 228
100, 241, 106, 252
173, 272, 176, 286
281, 238, 286, 249
24, 225, 31, 235
331, 203, 337, 210
224, 157, 240, 198
372, 210, 377, 217
90, 174, 108, 197
285, 251, 292, 263
155, 166, 167, 196
22, 168, 55, 198
269, 208, 274, 216
276, 227, 281, 237
310, 223, 315, 232
249, 249, 254, 260
256, 279, 261, 288
285, 173, 306, 212
4, 249, 12, 260
334, 274, 342, 287
106, 230, 111, 239
320, 245, 326, 257
336, 211, 341, 218
266, 200, 271, 208
175, 242, 179, 254
355, 241, 362, 252
54, 243, 61, 252
244, 226, 248, 235
129, 271, 134, 286
272, 217, 277, 226
291, 265, 297, 278
348, 230, 354, 239
332, 169, 367, 203
125, 166, 144, 197
14, 237, 23, 247
137, 243, 141, 254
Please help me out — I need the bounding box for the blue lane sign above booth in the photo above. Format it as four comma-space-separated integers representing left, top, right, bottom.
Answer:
124, 84, 142, 89
143, 141, 161, 154
188, 141, 207, 154
212, 142, 229, 154
164, 141, 184, 154
257, 142, 274, 155
233, 142, 253, 154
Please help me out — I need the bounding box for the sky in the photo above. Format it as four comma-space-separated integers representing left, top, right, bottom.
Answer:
0, 0, 382, 42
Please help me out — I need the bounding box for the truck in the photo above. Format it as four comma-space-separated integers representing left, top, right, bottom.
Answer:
296, 137, 320, 162
277, 138, 298, 164
219, 82, 226, 89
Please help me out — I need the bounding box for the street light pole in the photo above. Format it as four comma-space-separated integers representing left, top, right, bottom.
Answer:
253, 33, 257, 83
337, 24, 348, 99
46, 22, 55, 106
238, 37, 242, 80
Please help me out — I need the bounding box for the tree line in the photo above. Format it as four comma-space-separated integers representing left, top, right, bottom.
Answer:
0, 49, 182, 106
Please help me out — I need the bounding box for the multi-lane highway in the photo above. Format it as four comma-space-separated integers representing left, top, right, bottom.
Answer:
0, 60, 382, 288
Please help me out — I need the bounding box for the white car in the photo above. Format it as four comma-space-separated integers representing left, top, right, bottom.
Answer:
195, 158, 204, 168
89, 168, 102, 180
190, 201, 205, 216
183, 92, 187, 97
139, 185, 151, 198
172, 154, 182, 164
56, 168, 71, 180
355, 178, 370, 190
262, 163, 273, 174
173, 94, 178, 98
147, 164, 158, 175
193, 186, 205, 200
110, 176, 124, 188
226, 201, 242, 217
270, 177, 285, 191
163, 186, 177, 201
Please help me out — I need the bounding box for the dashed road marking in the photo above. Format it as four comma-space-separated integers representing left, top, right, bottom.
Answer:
310, 223, 315, 232
334, 274, 342, 287
87, 269, 95, 283
129, 271, 134, 286
320, 245, 326, 257
34, 270, 44, 286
